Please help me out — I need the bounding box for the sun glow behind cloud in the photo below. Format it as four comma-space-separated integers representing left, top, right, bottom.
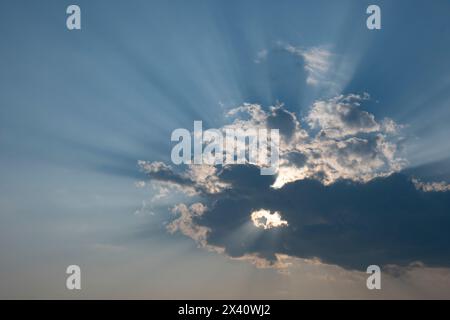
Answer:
251, 209, 288, 230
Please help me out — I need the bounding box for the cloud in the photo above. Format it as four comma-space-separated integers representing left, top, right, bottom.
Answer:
221, 94, 405, 187
230, 253, 297, 272
138, 161, 229, 195
254, 42, 348, 92
167, 203, 210, 247
138, 161, 193, 187
306, 93, 379, 138
138, 94, 450, 272
284, 44, 333, 86
167, 202, 225, 254
193, 169, 450, 271
266, 105, 302, 139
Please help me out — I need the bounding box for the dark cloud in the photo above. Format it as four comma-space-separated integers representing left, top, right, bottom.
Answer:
285, 152, 308, 168
218, 164, 275, 191
266, 106, 297, 139
192, 165, 450, 271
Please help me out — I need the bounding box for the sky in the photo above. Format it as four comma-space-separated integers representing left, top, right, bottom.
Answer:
1, 0, 450, 299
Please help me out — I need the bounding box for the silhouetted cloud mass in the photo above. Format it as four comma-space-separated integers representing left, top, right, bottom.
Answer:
139, 92, 450, 271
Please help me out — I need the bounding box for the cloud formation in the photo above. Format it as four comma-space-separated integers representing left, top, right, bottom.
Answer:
284, 44, 333, 86
138, 94, 450, 272
218, 94, 405, 188
167, 203, 210, 247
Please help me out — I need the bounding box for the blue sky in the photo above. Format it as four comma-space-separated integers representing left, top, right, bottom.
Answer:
1, 0, 450, 298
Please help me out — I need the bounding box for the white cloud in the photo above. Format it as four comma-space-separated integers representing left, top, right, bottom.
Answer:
167, 202, 225, 254
186, 164, 230, 194
138, 94, 408, 190
306, 94, 379, 138
284, 44, 333, 86
274, 94, 406, 186
138, 160, 229, 195
167, 203, 210, 247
